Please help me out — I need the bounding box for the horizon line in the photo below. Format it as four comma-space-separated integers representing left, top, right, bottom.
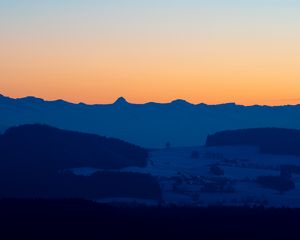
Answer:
1, 93, 300, 108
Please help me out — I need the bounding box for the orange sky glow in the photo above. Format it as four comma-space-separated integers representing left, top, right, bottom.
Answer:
1, 1, 300, 106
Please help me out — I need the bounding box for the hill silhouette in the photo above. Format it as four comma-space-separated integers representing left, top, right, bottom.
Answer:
1, 94, 300, 147
206, 128, 300, 156
0, 199, 300, 240
0, 124, 148, 170
0, 124, 161, 199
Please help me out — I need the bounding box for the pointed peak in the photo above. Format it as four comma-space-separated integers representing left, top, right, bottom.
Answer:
114, 97, 129, 105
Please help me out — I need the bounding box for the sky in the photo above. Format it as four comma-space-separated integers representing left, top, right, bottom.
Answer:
0, 0, 300, 105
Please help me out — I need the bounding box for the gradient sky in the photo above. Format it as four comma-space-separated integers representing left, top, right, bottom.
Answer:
0, 0, 300, 105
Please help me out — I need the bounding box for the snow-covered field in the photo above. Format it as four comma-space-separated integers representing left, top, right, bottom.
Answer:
72, 146, 300, 207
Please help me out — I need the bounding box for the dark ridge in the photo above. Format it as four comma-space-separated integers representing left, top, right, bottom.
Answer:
206, 128, 300, 156
1, 124, 148, 169
170, 99, 193, 105
2, 93, 300, 107
49, 99, 69, 105
0, 124, 161, 200
17, 96, 45, 103
211, 102, 237, 107
0, 199, 299, 240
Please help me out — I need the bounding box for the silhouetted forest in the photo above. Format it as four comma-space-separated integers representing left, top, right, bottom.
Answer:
0, 124, 148, 169
0, 124, 161, 200
206, 128, 300, 156
0, 199, 299, 240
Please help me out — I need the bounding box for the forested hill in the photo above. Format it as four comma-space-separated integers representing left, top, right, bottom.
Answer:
0, 124, 161, 200
0, 124, 148, 170
206, 128, 300, 156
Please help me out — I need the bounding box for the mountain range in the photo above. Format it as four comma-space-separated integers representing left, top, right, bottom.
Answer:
1, 94, 300, 148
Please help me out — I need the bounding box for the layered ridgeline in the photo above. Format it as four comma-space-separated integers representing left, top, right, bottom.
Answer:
0, 124, 161, 200
1, 94, 300, 148
206, 128, 300, 156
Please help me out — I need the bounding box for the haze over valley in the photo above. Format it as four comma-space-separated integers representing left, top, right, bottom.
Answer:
1, 94, 300, 148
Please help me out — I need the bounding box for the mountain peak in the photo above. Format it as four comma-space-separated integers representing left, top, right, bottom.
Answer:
114, 97, 129, 105
170, 99, 192, 106
19, 96, 44, 103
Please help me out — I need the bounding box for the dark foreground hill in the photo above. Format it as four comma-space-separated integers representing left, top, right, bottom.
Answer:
0, 170, 161, 200
0, 125, 161, 200
0, 199, 299, 240
206, 128, 300, 156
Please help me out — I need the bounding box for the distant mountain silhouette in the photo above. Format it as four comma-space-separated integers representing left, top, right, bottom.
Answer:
0, 124, 161, 199
114, 96, 129, 105
206, 128, 300, 156
1, 93, 300, 147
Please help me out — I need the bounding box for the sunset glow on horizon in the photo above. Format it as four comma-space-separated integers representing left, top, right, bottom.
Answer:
1, 0, 300, 106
